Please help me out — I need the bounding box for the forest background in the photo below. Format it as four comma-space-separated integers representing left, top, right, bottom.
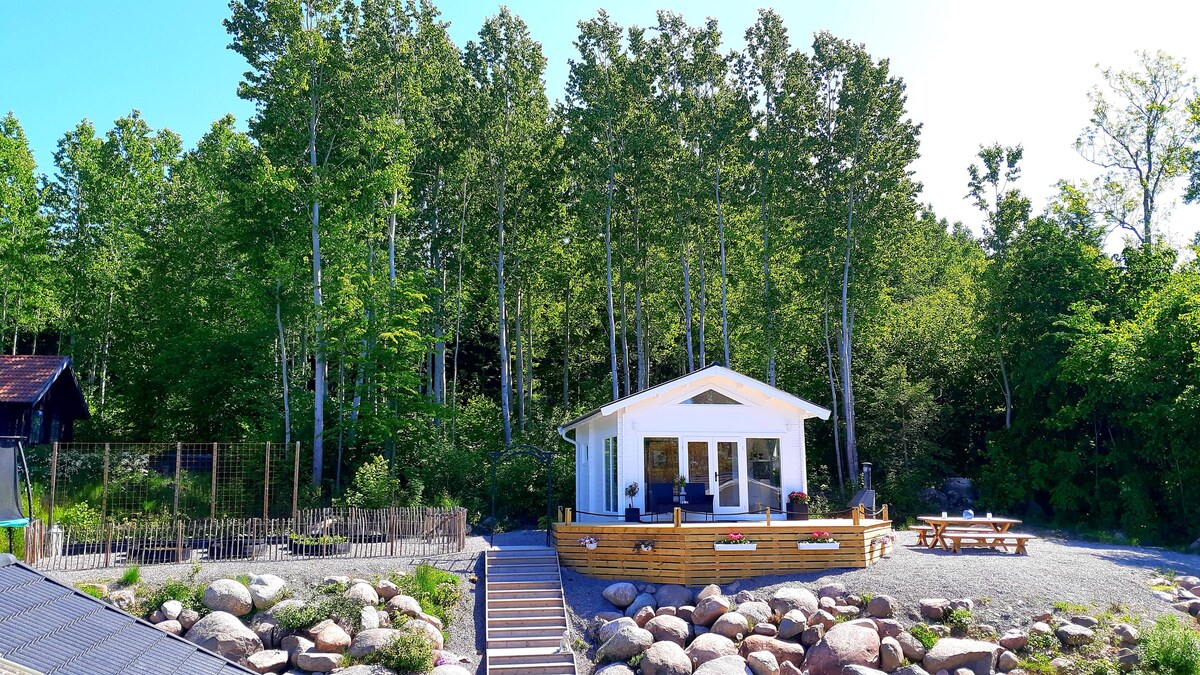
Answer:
3, 1, 1200, 543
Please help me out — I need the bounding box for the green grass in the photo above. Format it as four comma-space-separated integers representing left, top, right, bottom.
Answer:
137, 578, 206, 620
235, 574, 252, 587
119, 566, 141, 586
78, 584, 106, 599
1138, 615, 1200, 675
1052, 600, 1090, 614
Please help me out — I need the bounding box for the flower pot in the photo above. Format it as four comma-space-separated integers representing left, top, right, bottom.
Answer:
638, 545, 653, 553
796, 542, 839, 550
585, 542, 598, 550
625, 507, 642, 523
714, 543, 757, 551
787, 502, 810, 521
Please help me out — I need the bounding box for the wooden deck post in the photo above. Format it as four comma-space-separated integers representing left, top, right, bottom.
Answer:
852, 505, 861, 526
48, 442, 58, 528
766, 507, 772, 525
564, 508, 573, 525
673, 507, 681, 527
556, 506, 563, 523
173, 442, 182, 517
881, 504, 889, 522
210, 442, 219, 519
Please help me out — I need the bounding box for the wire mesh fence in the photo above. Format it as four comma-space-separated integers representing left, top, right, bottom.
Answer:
22, 507, 469, 571
16, 442, 468, 570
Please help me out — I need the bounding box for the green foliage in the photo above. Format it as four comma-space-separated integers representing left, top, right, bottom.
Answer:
909, 623, 939, 650
944, 608, 973, 634
338, 455, 404, 509
1025, 631, 1061, 655
392, 564, 462, 627
57, 502, 103, 536
120, 566, 141, 586
1137, 615, 1200, 675
78, 584, 106, 599
139, 578, 205, 619
288, 533, 348, 545
361, 628, 434, 674
275, 595, 363, 633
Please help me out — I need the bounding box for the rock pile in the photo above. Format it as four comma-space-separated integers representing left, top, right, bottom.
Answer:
1153, 573, 1200, 619
588, 580, 1143, 675
123, 574, 468, 675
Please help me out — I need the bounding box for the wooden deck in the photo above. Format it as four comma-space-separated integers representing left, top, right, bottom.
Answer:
552, 512, 892, 584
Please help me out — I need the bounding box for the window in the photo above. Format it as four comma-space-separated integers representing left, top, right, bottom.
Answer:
643, 437, 679, 487
28, 410, 43, 444
680, 389, 741, 405
747, 438, 781, 511
604, 437, 618, 512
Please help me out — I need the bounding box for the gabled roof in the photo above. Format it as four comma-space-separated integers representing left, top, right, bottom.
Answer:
0, 557, 254, 674
0, 356, 89, 418
560, 365, 832, 432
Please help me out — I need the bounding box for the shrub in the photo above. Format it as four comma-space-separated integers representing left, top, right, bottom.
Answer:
909, 623, 939, 650
338, 455, 398, 509
393, 564, 461, 627
362, 630, 433, 673
275, 595, 363, 632
138, 578, 205, 620
57, 502, 103, 538
1138, 615, 1200, 675
120, 566, 141, 586
78, 584, 105, 599
944, 608, 973, 634
1025, 630, 1060, 655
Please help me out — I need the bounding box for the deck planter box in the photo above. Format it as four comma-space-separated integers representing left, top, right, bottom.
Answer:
796, 542, 839, 551
786, 503, 809, 520
287, 539, 351, 556
625, 508, 642, 523
714, 543, 757, 551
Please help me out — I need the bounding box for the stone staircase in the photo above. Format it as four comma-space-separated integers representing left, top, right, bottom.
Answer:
484, 546, 576, 675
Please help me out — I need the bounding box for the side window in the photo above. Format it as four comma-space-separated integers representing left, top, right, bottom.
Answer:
29, 410, 43, 444
603, 437, 619, 512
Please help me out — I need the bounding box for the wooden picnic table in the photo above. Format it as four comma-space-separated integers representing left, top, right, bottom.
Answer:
917, 515, 1022, 550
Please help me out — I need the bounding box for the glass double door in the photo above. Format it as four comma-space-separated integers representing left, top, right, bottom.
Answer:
685, 438, 745, 515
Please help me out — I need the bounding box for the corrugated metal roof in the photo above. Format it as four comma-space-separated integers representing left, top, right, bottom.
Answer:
0, 356, 71, 405
0, 559, 254, 674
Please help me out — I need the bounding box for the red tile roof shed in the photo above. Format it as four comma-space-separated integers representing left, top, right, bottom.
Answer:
0, 356, 75, 405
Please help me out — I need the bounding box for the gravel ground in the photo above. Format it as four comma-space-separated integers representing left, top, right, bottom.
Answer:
44, 530, 551, 674
561, 529, 1200, 670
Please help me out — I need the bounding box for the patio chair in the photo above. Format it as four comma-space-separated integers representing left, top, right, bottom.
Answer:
683, 482, 714, 519
647, 483, 675, 519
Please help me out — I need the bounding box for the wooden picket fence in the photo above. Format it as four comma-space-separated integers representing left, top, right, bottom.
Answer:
21, 506, 468, 571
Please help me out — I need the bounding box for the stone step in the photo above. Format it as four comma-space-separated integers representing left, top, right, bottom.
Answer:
488, 635, 566, 649
489, 625, 570, 639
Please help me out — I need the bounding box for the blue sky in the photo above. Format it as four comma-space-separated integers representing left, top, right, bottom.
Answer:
4, 1, 1199, 246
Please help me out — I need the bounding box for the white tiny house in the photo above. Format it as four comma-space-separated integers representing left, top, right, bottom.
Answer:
559, 365, 831, 522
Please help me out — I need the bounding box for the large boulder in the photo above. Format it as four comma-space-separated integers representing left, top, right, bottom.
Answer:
739, 601, 773, 625
739, 636, 804, 669
155, 620, 183, 636
345, 582, 380, 606
596, 664, 638, 675
374, 579, 400, 600
817, 583, 847, 600
686, 633, 739, 667
746, 651, 779, 675
331, 667, 396, 675
658, 585, 694, 608
248, 574, 287, 611
386, 594, 423, 617
879, 637, 902, 672
635, 606, 658, 627
998, 629, 1027, 652
178, 608, 200, 631
711, 612, 751, 640
295, 652, 342, 672
922, 638, 1001, 675
693, 596, 734, 626
598, 624, 654, 663
866, 595, 895, 619
697, 584, 724, 602
348, 628, 401, 659
626, 592, 658, 618
804, 621, 880, 675
778, 610, 807, 640
400, 617, 445, 650
646, 615, 692, 647
770, 587, 818, 616
315, 622, 352, 653
842, 667, 888, 675
246, 649, 289, 674
604, 582, 640, 609
161, 600, 183, 620
894, 632, 926, 662
281, 635, 314, 665
203, 579, 254, 616
694, 655, 752, 675
641, 640, 694, 675
599, 617, 638, 644
918, 599, 948, 620
1055, 624, 1094, 647
184, 611, 264, 665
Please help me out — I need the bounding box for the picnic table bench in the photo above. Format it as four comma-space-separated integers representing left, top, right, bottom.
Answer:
916, 515, 1033, 554
941, 531, 1036, 554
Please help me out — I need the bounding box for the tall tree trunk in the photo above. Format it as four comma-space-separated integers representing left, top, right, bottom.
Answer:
619, 255, 632, 396
336, 348, 345, 492
308, 45, 326, 488
452, 175, 469, 411
840, 182, 858, 482
760, 116, 775, 385
635, 279, 646, 392
681, 237, 694, 372
716, 153, 730, 368
515, 288, 525, 429
603, 125, 620, 401
496, 157, 513, 447
823, 305, 844, 495
276, 281, 291, 447
562, 281, 570, 409
10, 295, 19, 355
697, 222, 707, 368
997, 327, 1013, 429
